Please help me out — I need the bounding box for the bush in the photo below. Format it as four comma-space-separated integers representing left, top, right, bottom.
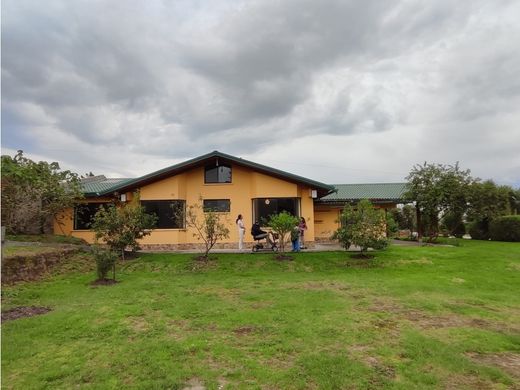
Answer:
468, 220, 490, 240
489, 215, 520, 242
93, 248, 118, 280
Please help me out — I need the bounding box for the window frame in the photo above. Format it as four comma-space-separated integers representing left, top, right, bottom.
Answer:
204, 164, 232, 184
73, 202, 107, 230
203, 199, 231, 213
141, 199, 186, 229
252, 197, 301, 226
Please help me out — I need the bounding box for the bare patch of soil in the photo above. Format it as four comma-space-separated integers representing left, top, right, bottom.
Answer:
369, 299, 518, 333
396, 257, 433, 265
182, 377, 205, 390
466, 352, 520, 379
274, 254, 293, 261
189, 257, 218, 271
350, 253, 375, 260
90, 279, 118, 286
233, 326, 256, 336
345, 258, 379, 268
1, 306, 51, 322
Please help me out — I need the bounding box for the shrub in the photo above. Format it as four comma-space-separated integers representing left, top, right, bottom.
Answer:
441, 212, 466, 238
489, 215, 520, 242
93, 247, 118, 280
468, 220, 490, 240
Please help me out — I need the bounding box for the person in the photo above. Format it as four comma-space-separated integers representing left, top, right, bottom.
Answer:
299, 217, 308, 249
291, 222, 300, 252
251, 221, 275, 247
236, 214, 245, 251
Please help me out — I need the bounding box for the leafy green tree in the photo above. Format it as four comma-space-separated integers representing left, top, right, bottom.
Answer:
466, 180, 513, 239
267, 211, 299, 253
91, 194, 157, 267
181, 199, 230, 260
333, 199, 388, 256
405, 162, 473, 242
1, 150, 83, 234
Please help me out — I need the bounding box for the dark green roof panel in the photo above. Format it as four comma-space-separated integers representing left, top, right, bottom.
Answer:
321, 183, 408, 202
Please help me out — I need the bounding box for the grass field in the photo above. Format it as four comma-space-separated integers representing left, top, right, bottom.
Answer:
2, 240, 519, 389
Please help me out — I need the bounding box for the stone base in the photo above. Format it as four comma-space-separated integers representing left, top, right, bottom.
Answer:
140, 241, 315, 251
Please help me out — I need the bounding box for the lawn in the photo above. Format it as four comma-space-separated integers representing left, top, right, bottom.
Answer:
2, 240, 519, 389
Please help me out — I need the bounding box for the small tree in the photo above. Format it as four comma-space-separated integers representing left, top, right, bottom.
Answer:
181, 199, 230, 260
333, 199, 388, 257
92, 246, 119, 281
91, 193, 157, 275
267, 211, 299, 253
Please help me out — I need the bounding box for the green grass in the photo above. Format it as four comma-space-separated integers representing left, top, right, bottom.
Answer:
2, 240, 519, 389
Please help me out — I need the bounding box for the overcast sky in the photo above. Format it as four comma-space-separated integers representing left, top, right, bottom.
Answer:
2, 0, 519, 186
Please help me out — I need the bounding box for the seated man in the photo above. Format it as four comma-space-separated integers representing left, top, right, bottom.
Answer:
251, 222, 274, 246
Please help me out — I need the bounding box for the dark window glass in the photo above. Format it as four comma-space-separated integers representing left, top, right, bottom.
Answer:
203, 199, 231, 212
141, 200, 185, 229
253, 198, 300, 225
74, 203, 107, 230
205, 164, 232, 183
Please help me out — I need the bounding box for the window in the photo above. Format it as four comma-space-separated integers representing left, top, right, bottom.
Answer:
205, 164, 232, 183
203, 199, 230, 212
74, 203, 107, 230
252, 198, 300, 225
141, 200, 185, 229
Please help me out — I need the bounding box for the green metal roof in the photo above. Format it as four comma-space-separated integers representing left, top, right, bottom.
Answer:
81, 176, 132, 196
84, 151, 335, 197
319, 183, 409, 203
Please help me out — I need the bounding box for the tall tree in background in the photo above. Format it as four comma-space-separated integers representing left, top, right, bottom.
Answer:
405, 162, 473, 242
1, 150, 83, 234
466, 180, 513, 240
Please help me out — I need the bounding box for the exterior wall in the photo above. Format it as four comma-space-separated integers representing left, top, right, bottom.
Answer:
55, 164, 317, 248
314, 202, 397, 241
314, 205, 342, 241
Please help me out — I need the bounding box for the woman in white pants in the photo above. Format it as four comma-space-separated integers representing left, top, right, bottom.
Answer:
236, 214, 245, 250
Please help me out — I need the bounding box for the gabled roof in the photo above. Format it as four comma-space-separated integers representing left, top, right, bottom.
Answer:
83, 151, 335, 197
318, 182, 409, 203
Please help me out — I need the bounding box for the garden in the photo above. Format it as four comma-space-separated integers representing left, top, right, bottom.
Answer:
2, 240, 520, 389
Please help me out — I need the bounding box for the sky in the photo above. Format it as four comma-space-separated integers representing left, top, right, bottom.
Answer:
2, 0, 519, 187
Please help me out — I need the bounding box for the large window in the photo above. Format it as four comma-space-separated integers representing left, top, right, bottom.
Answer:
205, 164, 232, 183
203, 199, 231, 212
74, 203, 107, 230
253, 198, 300, 225
141, 200, 185, 229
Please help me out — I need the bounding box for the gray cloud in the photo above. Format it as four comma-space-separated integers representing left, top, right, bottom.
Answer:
2, 0, 519, 186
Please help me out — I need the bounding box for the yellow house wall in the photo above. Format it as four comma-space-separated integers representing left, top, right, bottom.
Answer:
56, 165, 318, 247
314, 203, 398, 240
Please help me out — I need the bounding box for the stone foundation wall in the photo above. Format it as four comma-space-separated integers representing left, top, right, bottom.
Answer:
140, 241, 315, 251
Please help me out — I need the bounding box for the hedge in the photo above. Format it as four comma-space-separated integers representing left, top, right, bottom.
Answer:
489, 215, 520, 242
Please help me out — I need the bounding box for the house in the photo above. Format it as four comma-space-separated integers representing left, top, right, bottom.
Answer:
54, 151, 407, 249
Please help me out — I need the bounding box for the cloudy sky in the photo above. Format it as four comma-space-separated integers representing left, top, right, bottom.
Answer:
2, 0, 519, 186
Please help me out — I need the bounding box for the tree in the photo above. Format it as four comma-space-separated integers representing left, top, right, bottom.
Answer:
181, 199, 230, 260
91, 193, 157, 270
333, 199, 388, 257
267, 211, 299, 254
405, 162, 473, 242
466, 180, 512, 239
1, 150, 83, 234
